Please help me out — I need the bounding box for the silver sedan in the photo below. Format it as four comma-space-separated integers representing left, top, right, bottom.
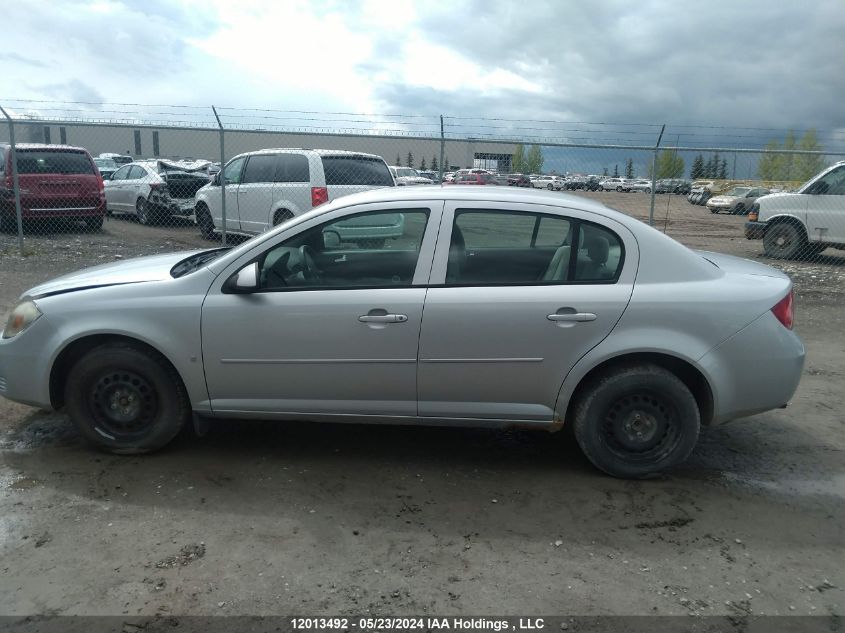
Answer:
0, 187, 805, 477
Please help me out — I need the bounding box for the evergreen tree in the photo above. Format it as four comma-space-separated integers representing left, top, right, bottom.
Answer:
712, 153, 721, 179
704, 155, 716, 178
512, 144, 526, 173
431, 155, 438, 172
406, 152, 414, 168
718, 158, 728, 180
420, 157, 427, 171
625, 158, 634, 178
613, 164, 619, 177
690, 154, 705, 179
526, 144, 544, 174
602, 167, 608, 176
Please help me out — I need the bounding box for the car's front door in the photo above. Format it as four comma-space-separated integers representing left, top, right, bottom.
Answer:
202, 202, 442, 417
805, 164, 845, 243
416, 202, 637, 422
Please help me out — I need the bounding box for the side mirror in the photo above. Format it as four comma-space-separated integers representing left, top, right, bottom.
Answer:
212, 173, 221, 186
224, 262, 259, 293
322, 229, 341, 249
102, 173, 112, 181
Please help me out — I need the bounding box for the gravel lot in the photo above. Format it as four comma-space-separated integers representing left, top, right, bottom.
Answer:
0, 191, 843, 617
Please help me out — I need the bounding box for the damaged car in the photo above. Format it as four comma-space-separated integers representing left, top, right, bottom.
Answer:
104, 159, 211, 225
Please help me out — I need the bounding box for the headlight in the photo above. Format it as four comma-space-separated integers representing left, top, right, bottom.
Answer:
2, 300, 42, 339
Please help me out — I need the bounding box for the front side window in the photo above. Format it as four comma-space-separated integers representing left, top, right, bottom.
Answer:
223, 157, 246, 184
809, 165, 845, 195
445, 210, 623, 285
258, 209, 429, 290
111, 165, 131, 181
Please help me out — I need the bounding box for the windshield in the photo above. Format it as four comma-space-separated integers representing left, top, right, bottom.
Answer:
395, 168, 417, 178
170, 248, 230, 278
94, 158, 118, 169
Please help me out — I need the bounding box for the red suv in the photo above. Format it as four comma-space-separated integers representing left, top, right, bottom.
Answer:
0, 144, 106, 232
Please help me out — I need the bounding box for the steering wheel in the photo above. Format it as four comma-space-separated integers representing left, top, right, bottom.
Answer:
299, 245, 321, 283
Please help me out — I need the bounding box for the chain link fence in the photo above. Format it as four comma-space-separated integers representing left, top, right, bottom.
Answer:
1, 102, 844, 270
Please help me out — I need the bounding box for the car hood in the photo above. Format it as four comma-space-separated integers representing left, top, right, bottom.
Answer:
25, 250, 207, 299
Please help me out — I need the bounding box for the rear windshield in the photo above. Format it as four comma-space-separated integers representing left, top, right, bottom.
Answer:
322, 156, 394, 187
16, 150, 95, 175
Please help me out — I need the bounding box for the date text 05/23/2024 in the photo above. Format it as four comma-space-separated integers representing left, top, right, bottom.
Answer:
290, 617, 547, 631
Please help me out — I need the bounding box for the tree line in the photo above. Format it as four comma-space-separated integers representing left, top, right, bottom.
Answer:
396, 153, 443, 172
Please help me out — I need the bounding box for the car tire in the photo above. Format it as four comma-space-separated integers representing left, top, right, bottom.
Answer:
616, 186, 622, 192
196, 204, 216, 240
136, 198, 150, 226
273, 209, 294, 226
710, 208, 719, 214
645, 188, 651, 194
84, 216, 104, 232
547, 184, 554, 190
763, 222, 806, 259
572, 364, 700, 479
64, 342, 190, 454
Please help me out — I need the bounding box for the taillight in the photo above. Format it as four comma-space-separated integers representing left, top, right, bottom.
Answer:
771, 290, 794, 329
311, 186, 328, 208
97, 174, 105, 198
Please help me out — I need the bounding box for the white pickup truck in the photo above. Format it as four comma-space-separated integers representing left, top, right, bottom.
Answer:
745, 161, 845, 259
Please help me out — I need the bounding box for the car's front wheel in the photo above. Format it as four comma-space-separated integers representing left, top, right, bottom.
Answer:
64, 342, 190, 454
763, 222, 805, 259
572, 364, 700, 478
195, 204, 216, 240
136, 198, 150, 225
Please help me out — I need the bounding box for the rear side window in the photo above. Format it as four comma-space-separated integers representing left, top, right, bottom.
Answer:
242, 155, 277, 184
276, 154, 309, 183
321, 156, 394, 186
16, 151, 94, 175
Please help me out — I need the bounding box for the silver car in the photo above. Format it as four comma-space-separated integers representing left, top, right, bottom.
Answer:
0, 187, 804, 478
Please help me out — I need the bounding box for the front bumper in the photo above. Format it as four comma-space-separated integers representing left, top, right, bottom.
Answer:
744, 220, 767, 240
0, 314, 56, 409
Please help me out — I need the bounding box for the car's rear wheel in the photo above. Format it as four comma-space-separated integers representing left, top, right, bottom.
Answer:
616, 186, 622, 192
572, 365, 700, 478
136, 198, 150, 226
547, 184, 554, 190
196, 204, 216, 240
64, 342, 190, 454
763, 222, 805, 259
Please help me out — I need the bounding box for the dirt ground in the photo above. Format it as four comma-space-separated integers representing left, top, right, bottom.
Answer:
0, 191, 843, 618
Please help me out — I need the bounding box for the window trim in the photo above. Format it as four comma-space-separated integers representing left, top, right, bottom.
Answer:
225, 207, 435, 294
437, 207, 626, 287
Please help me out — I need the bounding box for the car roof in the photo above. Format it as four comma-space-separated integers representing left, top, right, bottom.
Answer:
0, 143, 89, 153
235, 148, 384, 159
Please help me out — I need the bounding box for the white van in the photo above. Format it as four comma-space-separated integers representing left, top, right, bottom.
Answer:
194, 149, 398, 242
745, 160, 845, 258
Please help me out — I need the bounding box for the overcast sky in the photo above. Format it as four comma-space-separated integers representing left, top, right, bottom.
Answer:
1, 0, 844, 148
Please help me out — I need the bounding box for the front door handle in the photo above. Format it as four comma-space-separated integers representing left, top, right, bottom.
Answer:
547, 311, 596, 322
358, 313, 408, 324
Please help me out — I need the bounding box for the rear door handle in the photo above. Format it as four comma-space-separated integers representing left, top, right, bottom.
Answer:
547, 312, 596, 322
358, 314, 408, 323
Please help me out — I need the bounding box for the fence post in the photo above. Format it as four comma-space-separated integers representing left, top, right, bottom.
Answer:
0, 105, 25, 255
211, 105, 227, 246
439, 115, 445, 182
648, 124, 666, 227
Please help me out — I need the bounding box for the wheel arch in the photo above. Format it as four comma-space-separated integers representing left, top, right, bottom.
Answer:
559, 351, 715, 429
49, 333, 189, 410
764, 213, 808, 235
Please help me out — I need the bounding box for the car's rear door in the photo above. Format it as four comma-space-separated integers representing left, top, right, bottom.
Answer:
105, 164, 131, 211
236, 153, 278, 234
416, 201, 638, 422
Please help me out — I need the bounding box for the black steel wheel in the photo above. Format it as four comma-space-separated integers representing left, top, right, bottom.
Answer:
64, 342, 189, 454
763, 222, 805, 259
572, 364, 700, 478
